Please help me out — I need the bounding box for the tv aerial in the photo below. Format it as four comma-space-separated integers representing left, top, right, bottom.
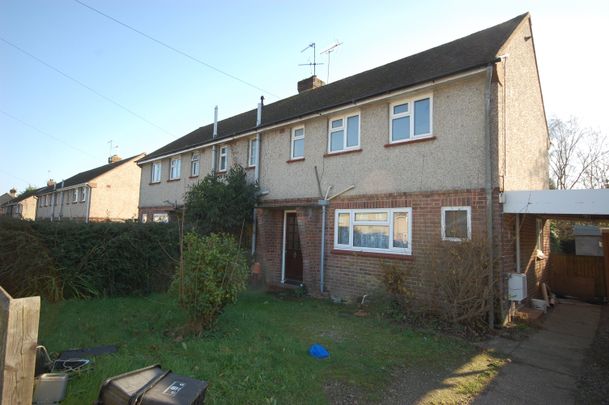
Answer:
299, 42, 323, 76
320, 41, 343, 83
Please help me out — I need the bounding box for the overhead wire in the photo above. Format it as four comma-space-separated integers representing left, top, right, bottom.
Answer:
0, 36, 173, 136
72, 0, 280, 99
0, 108, 97, 159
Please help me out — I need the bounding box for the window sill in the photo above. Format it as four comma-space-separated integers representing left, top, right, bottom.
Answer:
286, 157, 305, 164
167, 178, 181, 182
246, 166, 256, 170
149, 181, 161, 185
215, 171, 227, 177
331, 249, 414, 261
323, 148, 362, 158
188, 175, 199, 179
384, 136, 435, 148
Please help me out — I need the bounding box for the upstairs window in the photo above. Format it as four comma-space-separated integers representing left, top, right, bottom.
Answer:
441, 206, 471, 241
291, 127, 305, 159
328, 113, 360, 153
80, 187, 87, 202
190, 153, 200, 177
169, 157, 181, 180
334, 208, 412, 255
390, 95, 432, 143
151, 162, 161, 183
248, 138, 258, 167
218, 146, 228, 172
72, 189, 78, 203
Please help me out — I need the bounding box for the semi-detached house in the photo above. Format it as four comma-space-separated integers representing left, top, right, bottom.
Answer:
138, 13, 550, 320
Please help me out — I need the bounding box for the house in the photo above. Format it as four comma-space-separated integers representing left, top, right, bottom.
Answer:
0, 189, 17, 215
36, 153, 145, 222
1, 188, 40, 220
138, 13, 550, 321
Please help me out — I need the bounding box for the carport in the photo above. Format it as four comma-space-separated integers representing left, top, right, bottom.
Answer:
502, 189, 609, 302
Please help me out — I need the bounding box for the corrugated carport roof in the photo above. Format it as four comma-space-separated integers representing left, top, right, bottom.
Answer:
502, 190, 609, 218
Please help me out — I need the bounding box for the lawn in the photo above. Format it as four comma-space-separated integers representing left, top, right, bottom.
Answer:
38, 290, 504, 404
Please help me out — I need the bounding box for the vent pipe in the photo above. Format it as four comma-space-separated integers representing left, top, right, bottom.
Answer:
213, 105, 218, 139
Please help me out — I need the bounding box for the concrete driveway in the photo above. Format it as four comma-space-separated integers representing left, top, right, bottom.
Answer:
474, 300, 601, 404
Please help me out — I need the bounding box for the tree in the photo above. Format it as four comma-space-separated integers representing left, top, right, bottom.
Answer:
184, 165, 259, 238
549, 117, 608, 189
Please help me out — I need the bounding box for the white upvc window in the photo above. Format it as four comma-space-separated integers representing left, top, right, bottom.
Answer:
328, 113, 360, 153
334, 208, 412, 255
390, 94, 433, 143
291, 127, 305, 159
72, 189, 78, 203
153, 213, 169, 223
81, 187, 87, 202
248, 138, 258, 167
141, 213, 148, 223
218, 146, 228, 172
190, 153, 200, 177
151, 161, 161, 183
169, 157, 181, 180
441, 206, 471, 241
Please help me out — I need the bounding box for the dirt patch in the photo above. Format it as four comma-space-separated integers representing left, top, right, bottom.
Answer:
576, 304, 609, 404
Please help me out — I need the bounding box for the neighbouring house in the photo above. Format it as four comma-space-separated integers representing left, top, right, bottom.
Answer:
0, 189, 17, 215
1, 188, 40, 220
138, 13, 552, 321
36, 153, 145, 222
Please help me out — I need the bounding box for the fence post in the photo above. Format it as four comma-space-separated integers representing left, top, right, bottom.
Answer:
0, 286, 40, 404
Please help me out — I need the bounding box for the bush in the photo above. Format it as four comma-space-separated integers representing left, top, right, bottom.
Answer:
175, 232, 249, 331
184, 165, 258, 238
0, 217, 178, 300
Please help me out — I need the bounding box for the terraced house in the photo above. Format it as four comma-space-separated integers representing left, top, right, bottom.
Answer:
36, 153, 145, 222
138, 13, 550, 319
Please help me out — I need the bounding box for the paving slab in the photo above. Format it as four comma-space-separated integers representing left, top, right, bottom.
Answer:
473, 300, 601, 405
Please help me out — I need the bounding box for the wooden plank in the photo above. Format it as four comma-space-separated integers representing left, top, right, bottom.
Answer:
603, 230, 609, 298
550, 254, 605, 299
0, 286, 40, 405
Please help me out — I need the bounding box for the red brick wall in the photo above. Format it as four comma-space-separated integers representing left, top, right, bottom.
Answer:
517, 215, 550, 300
257, 188, 508, 302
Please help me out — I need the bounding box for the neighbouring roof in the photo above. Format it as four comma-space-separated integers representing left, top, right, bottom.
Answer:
37, 153, 144, 195
142, 13, 528, 163
2, 188, 42, 206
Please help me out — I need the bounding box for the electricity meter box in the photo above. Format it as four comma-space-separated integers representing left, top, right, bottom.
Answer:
508, 273, 527, 302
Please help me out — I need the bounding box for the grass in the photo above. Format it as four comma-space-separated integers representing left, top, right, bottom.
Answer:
39, 290, 504, 404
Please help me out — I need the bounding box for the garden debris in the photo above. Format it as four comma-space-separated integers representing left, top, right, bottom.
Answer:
308, 343, 329, 359
58, 344, 117, 359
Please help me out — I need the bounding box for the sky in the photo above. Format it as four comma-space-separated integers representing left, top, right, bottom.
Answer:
1, 0, 608, 193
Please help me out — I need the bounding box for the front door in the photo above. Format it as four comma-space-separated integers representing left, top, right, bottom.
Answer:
283, 212, 303, 284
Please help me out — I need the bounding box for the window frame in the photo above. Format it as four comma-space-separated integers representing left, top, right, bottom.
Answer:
80, 187, 86, 202
441, 206, 472, 242
389, 94, 433, 144
72, 188, 78, 203
327, 112, 361, 154
151, 161, 161, 183
218, 146, 228, 172
334, 207, 412, 255
290, 126, 305, 160
190, 152, 200, 177
248, 138, 258, 168
169, 157, 181, 180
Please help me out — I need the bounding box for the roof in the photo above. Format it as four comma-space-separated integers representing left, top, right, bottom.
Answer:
142, 13, 528, 163
37, 153, 145, 195
502, 190, 609, 218
2, 188, 41, 205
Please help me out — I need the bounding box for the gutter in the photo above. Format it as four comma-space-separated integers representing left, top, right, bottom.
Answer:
137, 66, 490, 165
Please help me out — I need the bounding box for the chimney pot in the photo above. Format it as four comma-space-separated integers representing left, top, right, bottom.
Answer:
108, 155, 121, 164
297, 75, 325, 93
47, 179, 56, 187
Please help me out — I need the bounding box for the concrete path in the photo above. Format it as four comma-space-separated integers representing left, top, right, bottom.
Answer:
474, 300, 601, 405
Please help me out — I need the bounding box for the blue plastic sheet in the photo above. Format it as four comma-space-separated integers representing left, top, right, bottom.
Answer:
308, 344, 329, 359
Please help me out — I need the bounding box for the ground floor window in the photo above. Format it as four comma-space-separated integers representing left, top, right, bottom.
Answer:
334, 208, 412, 255
153, 213, 169, 223
441, 206, 471, 241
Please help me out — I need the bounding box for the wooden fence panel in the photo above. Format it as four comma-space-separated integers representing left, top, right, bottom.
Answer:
550, 254, 606, 300
0, 286, 40, 405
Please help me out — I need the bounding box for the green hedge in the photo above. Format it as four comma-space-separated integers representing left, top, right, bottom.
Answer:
0, 217, 178, 300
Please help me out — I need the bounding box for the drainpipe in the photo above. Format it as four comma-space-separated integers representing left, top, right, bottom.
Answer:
212, 105, 218, 173
484, 63, 495, 328
319, 185, 355, 294
50, 183, 57, 221
58, 180, 64, 220
515, 213, 521, 273
252, 98, 263, 256
85, 183, 92, 223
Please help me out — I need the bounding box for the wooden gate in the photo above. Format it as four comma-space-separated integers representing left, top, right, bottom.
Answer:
550, 254, 606, 300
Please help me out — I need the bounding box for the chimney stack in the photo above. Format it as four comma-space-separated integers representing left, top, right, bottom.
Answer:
47, 179, 56, 187
108, 155, 121, 164
297, 75, 325, 93
9, 188, 16, 197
